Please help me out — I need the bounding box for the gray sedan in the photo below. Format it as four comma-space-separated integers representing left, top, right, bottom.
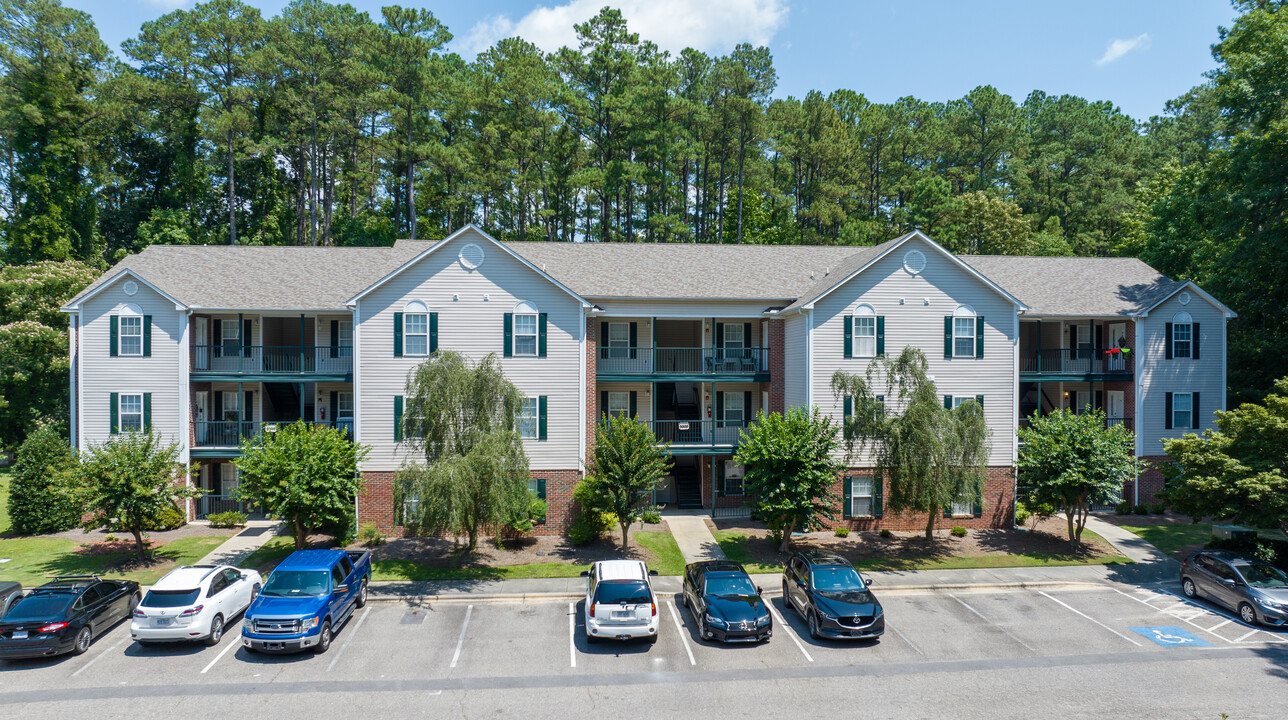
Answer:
1180, 550, 1288, 627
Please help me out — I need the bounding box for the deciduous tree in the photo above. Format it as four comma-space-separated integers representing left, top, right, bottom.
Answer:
583, 414, 671, 550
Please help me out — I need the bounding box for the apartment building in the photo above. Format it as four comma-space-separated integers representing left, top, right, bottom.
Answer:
61, 226, 1233, 533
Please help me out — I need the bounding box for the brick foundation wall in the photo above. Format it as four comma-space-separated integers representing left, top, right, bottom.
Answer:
360, 469, 583, 537
825, 466, 1016, 532
768, 319, 785, 414
1134, 455, 1170, 506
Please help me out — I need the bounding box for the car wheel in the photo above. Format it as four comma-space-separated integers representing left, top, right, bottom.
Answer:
129, 592, 141, 614
355, 578, 369, 608
782, 581, 793, 612
646, 634, 658, 645
1181, 578, 1198, 599
314, 621, 332, 654
204, 614, 225, 647
1239, 602, 1258, 626
808, 612, 822, 640
72, 626, 93, 655
585, 631, 599, 644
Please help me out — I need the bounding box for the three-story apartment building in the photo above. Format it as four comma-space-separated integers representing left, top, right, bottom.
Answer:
61, 226, 1233, 533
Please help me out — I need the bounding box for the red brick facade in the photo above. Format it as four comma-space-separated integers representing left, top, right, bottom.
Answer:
1134, 455, 1170, 506
360, 469, 583, 537
824, 466, 1016, 532
768, 319, 785, 414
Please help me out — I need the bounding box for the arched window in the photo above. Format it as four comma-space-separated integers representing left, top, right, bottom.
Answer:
512, 301, 540, 356
852, 304, 876, 357
1172, 312, 1193, 359
403, 301, 429, 356
952, 305, 977, 358
116, 303, 144, 356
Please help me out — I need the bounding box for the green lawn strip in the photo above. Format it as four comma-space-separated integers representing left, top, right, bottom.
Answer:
241, 535, 297, 573
0, 469, 10, 534
1119, 522, 1213, 555
634, 530, 685, 576
0, 535, 227, 587
712, 530, 784, 575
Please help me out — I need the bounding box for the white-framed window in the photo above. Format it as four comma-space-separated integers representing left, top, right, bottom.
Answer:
1172, 392, 1193, 430
952, 396, 980, 409
950, 491, 974, 517
723, 392, 745, 426
1172, 312, 1193, 359
119, 394, 143, 433
953, 307, 976, 358
338, 321, 353, 352
607, 391, 630, 419
854, 311, 876, 358
723, 323, 745, 350
851, 476, 874, 517
404, 313, 428, 356
337, 392, 354, 419
517, 397, 538, 438
514, 313, 538, 356
119, 316, 142, 356
724, 463, 745, 497
222, 391, 240, 421
607, 322, 630, 359
222, 319, 240, 352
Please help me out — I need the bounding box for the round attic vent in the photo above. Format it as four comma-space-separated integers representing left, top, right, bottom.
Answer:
1178, 291, 1191, 306
123, 280, 138, 296
459, 243, 485, 270
903, 249, 926, 275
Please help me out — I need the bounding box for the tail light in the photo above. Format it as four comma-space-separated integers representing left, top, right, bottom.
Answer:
590, 603, 597, 618
37, 622, 68, 634
179, 605, 204, 618
651, 603, 657, 617
132, 608, 147, 619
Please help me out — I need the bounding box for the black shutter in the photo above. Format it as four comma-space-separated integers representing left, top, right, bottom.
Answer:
538, 313, 548, 357
599, 321, 608, 359
629, 322, 637, 359
212, 319, 222, 358
393, 312, 403, 357
872, 477, 883, 518
715, 323, 724, 349
944, 317, 952, 358
143, 393, 152, 431
716, 391, 725, 424
430, 312, 438, 353
843, 315, 853, 358
975, 394, 984, 408
244, 391, 253, 426
944, 395, 953, 409
1165, 323, 1173, 359
744, 391, 752, 423
143, 316, 152, 357
1095, 324, 1103, 352
538, 396, 548, 440
876, 316, 885, 356
394, 396, 403, 442
843, 395, 852, 438
629, 391, 637, 419
1192, 392, 1200, 429
110, 392, 119, 434
743, 323, 751, 352
1165, 392, 1173, 429
1095, 391, 1103, 412
1068, 325, 1078, 360
330, 320, 339, 358
214, 391, 223, 420
716, 460, 726, 497
243, 319, 252, 358
536, 478, 547, 500
1192, 322, 1200, 359
600, 391, 608, 420
330, 392, 338, 427
503, 313, 513, 357
842, 476, 852, 519
973, 490, 983, 518
110, 316, 119, 357
976, 316, 984, 357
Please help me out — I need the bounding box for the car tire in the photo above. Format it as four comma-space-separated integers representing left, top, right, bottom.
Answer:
205, 614, 225, 647
355, 578, 369, 608
314, 620, 332, 654
72, 626, 93, 655
129, 592, 141, 615
647, 634, 658, 645
1239, 602, 1258, 626
585, 631, 599, 644
782, 581, 793, 612
1181, 578, 1198, 599
808, 612, 822, 640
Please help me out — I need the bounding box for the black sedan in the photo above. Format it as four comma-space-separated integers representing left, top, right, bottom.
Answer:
682, 561, 772, 643
782, 551, 884, 640
0, 575, 141, 660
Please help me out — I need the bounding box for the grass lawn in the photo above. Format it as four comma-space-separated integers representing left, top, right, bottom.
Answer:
1120, 522, 1213, 556
241, 535, 298, 572
0, 468, 10, 534
0, 535, 227, 587
713, 530, 785, 574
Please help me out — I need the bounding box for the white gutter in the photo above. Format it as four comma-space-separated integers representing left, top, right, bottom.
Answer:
180, 309, 192, 519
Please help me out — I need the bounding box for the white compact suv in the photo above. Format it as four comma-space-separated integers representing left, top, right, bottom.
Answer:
582, 560, 660, 644
131, 565, 262, 646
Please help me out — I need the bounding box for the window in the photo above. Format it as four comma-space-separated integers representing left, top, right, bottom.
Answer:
954, 317, 975, 357
950, 492, 974, 517
952, 396, 974, 409
404, 313, 428, 356
331, 565, 347, 589
119, 316, 142, 356
517, 397, 538, 438
854, 315, 876, 357
1172, 318, 1192, 359
723, 323, 744, 350
119, 394, 143, 432
607, 391, 630, 419
222, 319, 240, 353
207, 574, 227, 597
723, 392, 745, 426
222, 392, 240, 421
514, 313, 538, 356
607, 322, 630, 359
337, 392, 354, 419
724, 464, 744, 497
851, 476, 874, 517
338, 321, 353, 351
1172, 392, 1192, 430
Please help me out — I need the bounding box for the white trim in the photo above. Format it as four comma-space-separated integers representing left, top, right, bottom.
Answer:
805, 308, 815, 405
1221, 315, 1227, 413
69, 312, 78, 450
403, 299, 428, 313
578, 306, 586, 470
1134, 319, 1144, 457
798, 231, 1029, 312
61, 268, 187, 312
345, 224, 592, 308
1136, 280, 1237, 319
179, 311, 191, 520
352, 302, 362, 451
1012, 311, 1019, 464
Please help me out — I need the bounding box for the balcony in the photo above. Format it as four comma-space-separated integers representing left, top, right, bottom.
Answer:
191, 345, 352, 379
1018, 416, 1133, 432
597, 347, 768, 381
192, 420, 353, 450
648, 419, 748, 453
1020, 347, 1133, 380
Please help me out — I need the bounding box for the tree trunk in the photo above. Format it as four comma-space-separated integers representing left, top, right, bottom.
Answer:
227, 130, 237, 245
736, 117, 747, 244
925, 507, 937, 540
294, 517, 306, 550
620, 521, 631, 552
131, 527, 147, 559
1065, 502, 1076, 543
778, 519, 796, 553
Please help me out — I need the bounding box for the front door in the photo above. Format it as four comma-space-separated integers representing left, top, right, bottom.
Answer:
194, 391, 208, 443
1107, 391, 1125, 426
194, 317, 209, 370
1107, 323, 1127, 372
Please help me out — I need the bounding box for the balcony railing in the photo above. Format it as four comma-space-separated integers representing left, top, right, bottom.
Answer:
193, 419, 353, 447
191, 345, 352, 375
196, 494, 247, 519
598, 347, 767, 375
1018, 416, 1133, 432
649, 419, 748, 447
1020, 347, 1133, 375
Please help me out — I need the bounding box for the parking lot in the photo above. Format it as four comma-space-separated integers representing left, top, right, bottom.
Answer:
2, 582, 1286, 719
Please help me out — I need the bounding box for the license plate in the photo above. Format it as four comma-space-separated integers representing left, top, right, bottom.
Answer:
613, 611, 633, 619
12, 631, 27, 640
155, 618, 172, 627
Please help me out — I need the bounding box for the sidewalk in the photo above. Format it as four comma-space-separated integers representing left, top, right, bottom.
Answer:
194, 519, 284, 567
665, 513, 726, 562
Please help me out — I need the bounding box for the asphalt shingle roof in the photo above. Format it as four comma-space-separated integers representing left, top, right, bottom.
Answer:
960, 255, 1183, 317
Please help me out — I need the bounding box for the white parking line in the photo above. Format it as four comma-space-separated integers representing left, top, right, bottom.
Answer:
449, 605, 473, 669
201, 635, 241, 674
666, 600, 696, 666
1109, 587, 1234, 643
1234, 628, 1261, 642
949, 594, 1036, 653
70, 633, 130, 678
327, 606, 371, 672
1207, 619, 1232, 632
568, 603, 577, 668
1038, 591, 1142, 647
764, 600, 812, 663
888, 625, 923, 655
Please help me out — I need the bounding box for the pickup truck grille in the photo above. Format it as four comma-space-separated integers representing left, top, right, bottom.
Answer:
252, 618, 301, 635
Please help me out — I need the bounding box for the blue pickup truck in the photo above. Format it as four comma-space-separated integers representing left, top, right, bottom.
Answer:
241, 549, 371, 654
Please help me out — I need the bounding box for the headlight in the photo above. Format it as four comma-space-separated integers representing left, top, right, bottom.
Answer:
704, 614, 727, 628
875, 606, 885, 617
1256, 597, 1285, 610
301, 617, 319, 630
820, 612, 839, 622
756, 614, 771, 626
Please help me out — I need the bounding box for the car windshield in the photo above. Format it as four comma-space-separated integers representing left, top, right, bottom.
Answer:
260, 570, 330, 597
593, 580, 651, 605
3, 595, 73, 622
1234, 561, 1288, 588
704, 574, 757, 597
811, 566, 866, 594
142, 589, 201, 608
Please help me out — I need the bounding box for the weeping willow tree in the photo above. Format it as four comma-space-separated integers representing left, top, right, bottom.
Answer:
397, 351, 533, 550
831, 347, 991, 539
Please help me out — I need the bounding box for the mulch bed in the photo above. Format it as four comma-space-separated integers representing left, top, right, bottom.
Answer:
37, 523, 241, 545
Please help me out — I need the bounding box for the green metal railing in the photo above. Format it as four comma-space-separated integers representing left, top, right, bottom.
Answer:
649, 419, 748, 447
598, 347, 767, 375
1020, 347, 1133, 375
192, 419, 352, 447
191, 345, 352, 374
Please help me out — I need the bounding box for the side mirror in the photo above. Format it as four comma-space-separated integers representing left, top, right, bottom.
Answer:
334, 584, 348, 594
579, 571, 590, 578
648, 569, 659, 576
1221, 577, 1236, 585
756, 586, 764, 596
240, 573, 249, 581
862, 575, 874, 586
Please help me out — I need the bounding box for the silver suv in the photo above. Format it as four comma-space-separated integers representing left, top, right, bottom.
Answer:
1180, 550, 1288, 627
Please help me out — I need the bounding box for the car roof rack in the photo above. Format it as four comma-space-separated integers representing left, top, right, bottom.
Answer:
50, 574, 101, 582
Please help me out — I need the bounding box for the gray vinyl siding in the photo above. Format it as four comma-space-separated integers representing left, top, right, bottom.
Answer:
810, 236, 1017, 466
596, 382, 653, 423
1138, 292, 1226, 455
783, 314, 807, 410
79, 276, 185, 451
356, 228, 583, 471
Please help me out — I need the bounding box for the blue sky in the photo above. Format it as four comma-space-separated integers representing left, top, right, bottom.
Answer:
68, 0, 1237, 122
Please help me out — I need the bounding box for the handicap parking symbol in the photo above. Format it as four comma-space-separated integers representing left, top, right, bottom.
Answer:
1129, 626, 1212, 647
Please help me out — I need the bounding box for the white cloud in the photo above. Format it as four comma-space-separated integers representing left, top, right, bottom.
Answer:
140, 0, 190, 9
457, 0, 789, 57
1096, 33, 1151, 66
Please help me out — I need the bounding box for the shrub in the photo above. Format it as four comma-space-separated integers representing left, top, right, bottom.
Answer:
206, 511, 248, 528
879, 529, 894, 539
834, 527, 851, 538
104, 534, 117, 542
567, 479, 616, 545
1149, 502, 1168, 515
1132, 504, 1149, 515
1014, 501, 1032, 527
119, 503, 186, 532
641, 508, 662, 525
1114, 501, 1133, 515
1206, 536, 1288, 572
501, 493, 549, 540
8, 424, 81, 534
950, 526, 969, 537
358, 521, 386, 547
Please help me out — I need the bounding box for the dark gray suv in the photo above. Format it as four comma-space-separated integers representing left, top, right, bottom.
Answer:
1180, 550, 1288, 627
